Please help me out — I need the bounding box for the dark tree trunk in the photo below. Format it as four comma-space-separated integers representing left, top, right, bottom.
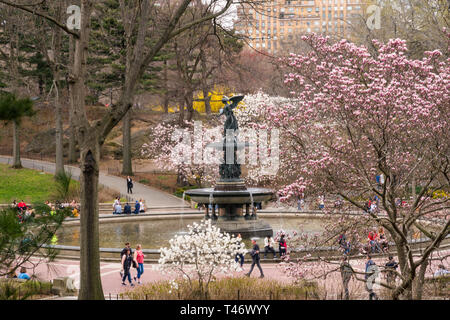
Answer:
12, 120, 22, 169
78, 143, 104, 300
203, 86, 211, 115
67, 35, 78, 164
121, 108, 133, 176
54, 80, 65, 175
163, 59, 169, 114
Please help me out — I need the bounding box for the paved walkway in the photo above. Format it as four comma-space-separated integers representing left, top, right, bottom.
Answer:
0, 156, 187, 208
25, 249, 449, 300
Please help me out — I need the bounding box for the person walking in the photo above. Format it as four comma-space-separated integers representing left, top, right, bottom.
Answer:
120, 242, 133, 278
245, 239, 264, 278
133, 244, 145, 284
121, 248, 134, 286
365, 255, 378, 300
340, 255, 354, 300
263, 236, 276, 259
234, 234, 245, 268
385, 256, 399, 285
127, 176, 133, 194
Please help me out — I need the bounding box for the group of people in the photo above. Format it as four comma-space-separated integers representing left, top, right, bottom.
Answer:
120, 242, 145, 286
364, 196, 379, 214
113, 197, 145, 215
340, 254, 400, 300
46, 199, 80, 217
364, 228, 389, 254
11, 200, 34, 222
11, 199, 81, 221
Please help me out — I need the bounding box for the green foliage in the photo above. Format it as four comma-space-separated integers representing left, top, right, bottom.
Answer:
53, 171, 74, 202
0, 205, 71, 277
122, 277, 319, 300
174, 186, 199, 200
0, 164, 79, 203
0, 93, 35, 124
0, 279, 53, 300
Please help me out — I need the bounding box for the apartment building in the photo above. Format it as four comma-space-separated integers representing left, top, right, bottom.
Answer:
234, 0, 365, 54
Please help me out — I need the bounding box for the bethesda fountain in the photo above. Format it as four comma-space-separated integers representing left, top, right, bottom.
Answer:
185, 95, 274, 237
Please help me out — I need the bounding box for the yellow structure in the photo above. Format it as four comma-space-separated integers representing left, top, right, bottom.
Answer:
234, 0, 364, 54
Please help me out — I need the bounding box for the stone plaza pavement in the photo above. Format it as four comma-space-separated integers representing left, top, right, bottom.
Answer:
25, 248, 449, 300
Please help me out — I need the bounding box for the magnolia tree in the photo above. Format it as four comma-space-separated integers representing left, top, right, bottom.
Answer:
155, 219, 246, 296
142, 120, 222, 187
263, 35, 449, 300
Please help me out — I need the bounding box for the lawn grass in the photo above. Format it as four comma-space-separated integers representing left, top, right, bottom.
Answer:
0, 163, 79, 204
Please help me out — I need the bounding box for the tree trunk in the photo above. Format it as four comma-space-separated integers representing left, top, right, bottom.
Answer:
68, 0, 104, 300
54, 80, 65, 175
12, 120, 22, 169
163, 59, 169, 114
203, 86, 211, 115
178, 94, 185, 126
121, 108, 133, 176
413, 258, 428, 300
78, 142, 104, 300
392, 239, 415, 300
67, 34, 78, 164
185, 91, 194, 122
68, 99, 78, 163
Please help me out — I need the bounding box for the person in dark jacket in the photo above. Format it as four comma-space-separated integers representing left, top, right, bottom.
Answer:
121, 248, 135, 286
245, 239, 264, 278
340, 255, 354, 300
385, 256, 399, 285
127, 176, 133, 194
123, 203, 132, 214
365, 255, 378, 300
133, 200, 140, 214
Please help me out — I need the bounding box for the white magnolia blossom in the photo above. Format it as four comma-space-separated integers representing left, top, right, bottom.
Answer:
156, 219, 247, 289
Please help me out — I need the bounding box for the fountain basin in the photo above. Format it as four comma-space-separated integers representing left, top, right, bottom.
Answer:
185, 187, 273, 204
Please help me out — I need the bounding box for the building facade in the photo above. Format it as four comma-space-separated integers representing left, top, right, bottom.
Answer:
234, 0, 365, 54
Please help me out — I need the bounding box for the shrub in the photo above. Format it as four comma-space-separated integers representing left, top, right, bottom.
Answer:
122, 277, 319, 300
0, 279, 53, 300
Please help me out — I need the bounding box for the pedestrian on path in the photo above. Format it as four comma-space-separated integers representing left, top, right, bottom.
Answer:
234, 234, 245, 268
340, 255, 354, 300
246, 239, 264, 278
120, 242, 133, 278
385, 256, 398, 285
127, 176, 133, 194
133, 244, 145, 284
365, 255, 378, 300
121, 248, 134, 286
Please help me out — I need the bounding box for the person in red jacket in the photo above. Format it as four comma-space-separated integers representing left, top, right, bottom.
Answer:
17, 200, 27, 211
278, 234, 287, 258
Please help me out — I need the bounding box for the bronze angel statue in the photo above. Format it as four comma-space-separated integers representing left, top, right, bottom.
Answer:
219, 95, 244, 135
218, 95, 244, 180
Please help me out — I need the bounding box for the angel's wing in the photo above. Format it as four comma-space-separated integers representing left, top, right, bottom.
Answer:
229, 95, 244, 109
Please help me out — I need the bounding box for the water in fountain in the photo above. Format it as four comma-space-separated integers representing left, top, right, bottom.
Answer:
276, 194, 285, 231
176, 192, 189, 236
249, 190, 260, 241
209, 193, 214, 220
